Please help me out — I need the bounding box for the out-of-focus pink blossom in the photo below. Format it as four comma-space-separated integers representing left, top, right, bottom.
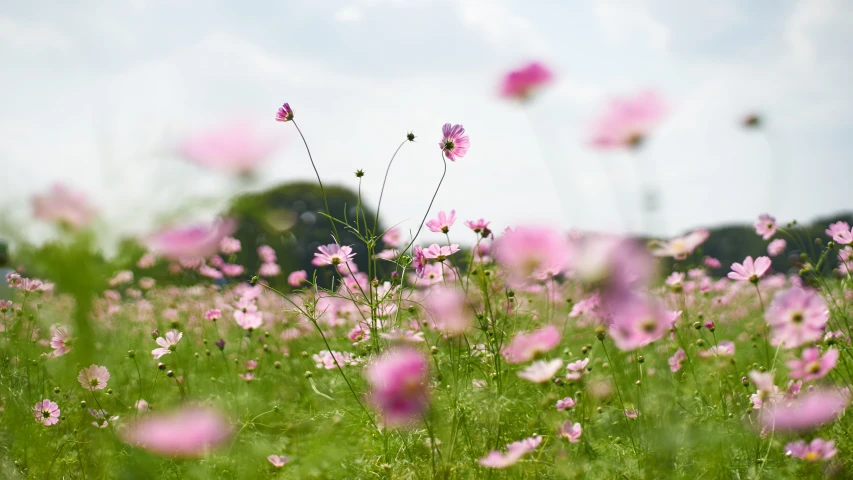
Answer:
146, 218, 236, 262
605, 294, 678, 351
423, 287, 471, 335
760, 389, 849, 432
787, 347, 838, 381
651, 230, 709, 260
288, 270, 308, 287
267, 454, 291, 468
500, 61, 554, 100
120, 406, 232, 457
257, 245, 276, 263
668, 349, 686, 372
558, 421, 582, 443
517, 359, 563, 383
382, 227, 403, 248
478, 435, 542, 469
588, 90, 666, 149
754, 214, 777, 240
219, 237, 241, 255
494, 226, 571, 284
177, 123, 279, 175
785, 438, 837, 462
765, 287, 828, 348
767, 239, 786, 257
32, 184, 97, 229
366, 348, 429, 426
502, 325, 561, 364
258, 263, 280, 277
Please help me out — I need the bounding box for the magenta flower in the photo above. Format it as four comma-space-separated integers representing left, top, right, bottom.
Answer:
177, 123, 279, 175
767, 239, 786, 257
558, 421, 583, 443
478, 435, 542, 469
606, 294, 678, 351
267, 454, 291, 468
439, 123, 470, 161
426, 210, 456, 234
785, 438, 837, 462
651, 230, 709, 260
120, 406, 232, 458
49, 326, 72, 357
365, 348, 429, 426
312, 244, 356, 267
754, 214, 777, 240
727, 256, 772, 283
760, 389, 849, 432
765, 287, 828, 348
556, 397, 576, 411
287, 270, 308, 286
588, 90, 666, 149
275, 102, 293, 122
668, 348, 686, 372
500, 61, 554, 100
412, 245, 428, 277
517, 359, 563, 383
33, 399, 60, 426
152, 330, 183, 360
146, 218, 236, 262
493, 226, 572, 284
32, 184, 97, 229
502, 325, 561, 364
78, 365, 110, 391
787, 348, 838, 381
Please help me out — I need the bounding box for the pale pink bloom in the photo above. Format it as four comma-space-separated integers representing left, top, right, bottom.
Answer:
382, 227, 403, 248
366, 348, 429, 426
651, 230, 709, 260
502, 325, 561, 364
6, 272, 21, 287
137, 253, 157, 269
727, 256, 772, 282
556, 397, 576, 411
517, 359, 563, 383
704, 256, 721, 269
198, 265, 223, 279
569, 294, 601, 320
275, 103, 293, 122
120, 406, 232, 457
50, 325, 72, 357
258, 263, 280, 277
565, 358, 590, 381
589, 90, 666, 149
668, 349, 686, 372
570, 234, 653, 291
698, 340, 735, 358
89, 408, 118, 429
767, 239, 786, 257
267, 454, 291, 468
379, 329, 425, 343
257, 245, 276, 263
239, 372, 254, 382
136, 400, 150, 411
33, 399, 60, 426
313, 350, 357, 370
500, 61, 554, 100
624, 410, 639, 419
422, 244, 460, 261
558, 421, 582, 443
205, 309, 221, 321
312, 244, 355, 267
152, 330, 183, 359
234, 310, 263, 330
478, 435, 542, 469
177, 123, 278, 175
493, 226, 571, 284
465, 218, 491, 235
146, 218, 236, 261
665, 272, 684, 288
426, 210, 456, 234
826, 221, 850, 238
348, 324, 370, 344
220, 264, 244, 277
760, 389, 849, 431
109, 270, 134, 287
288, 270, 308, 286
376, 249, 400, 261
787, 348, 838, 381
785, 438, 837, 462
439, 123, 470, 162
32, 184, 97, 228
18, 278, 44, 292
219, 237, 241, 255
423, 287, 471, 335
78, 365, 110, 391
606, 294, 678, 351
754, 214, 777, 240
766, 287, 828, 348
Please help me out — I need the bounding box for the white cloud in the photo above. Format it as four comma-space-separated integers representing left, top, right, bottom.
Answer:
455, 0, 551, 55
334, 5, 365, 23
0, 16, 70, 52
593, 0, 669, 50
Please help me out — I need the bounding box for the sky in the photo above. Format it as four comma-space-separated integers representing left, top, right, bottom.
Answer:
1, 0, 852, 249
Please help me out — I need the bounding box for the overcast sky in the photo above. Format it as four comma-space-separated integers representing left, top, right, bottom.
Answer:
1, 0, 852, 248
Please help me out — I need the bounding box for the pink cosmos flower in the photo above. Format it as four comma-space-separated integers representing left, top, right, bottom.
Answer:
665, 272, 684, 289
220, 264, 244, 277
152, 330, 183, 359
32, 184, 97, 229
219, 237, 241, 255
376, 249, 400, 261
78, 365, 110, 391
423, 287, 471, 335
382, 227, 403, 248
651, 230, 709, 260
412, 245, 428, 277
120, 406, 232, 457
588, 90, 666, 149
426, 210, 456, 234
565, 358, 590, 381
668, 349, 686, 372
698, 340, 735, 358
313, 350, 357, 370
517, 359, 563, 383
136, 400, 149, 411
826, 221, 850, 238
366, 348, 429, 426
422, 244, 460, 261
234, 310, 263, 331
727, 256, 772, 283
312, 244, 356, 267
267, 454, 291, 468
500, 61, 554, 100
785, 438, 837, 462
288, 270, 308, 286
787, 348, 838, 381
478, 435, 542, 469
198, 265, 223, 279
760, 389, 849, 432
257, 245, 277, 263
89, 408, 118, 429
177, 123, 279, 175
556, 397, 576, 411
465, 218, 491, 235
570, 235, 654, 292
137, 253, 156, 269
754, 214, 777, 240
558, 421, 582, 443
33, 399, 60, 426
258, 263, 281, 277
502, 325, 561, 364
6, 272, 21, 287
493, 226, 572, 284
109, 270, 134, 287
439, 123, 470, 162
275, 103, 293, 122
146, 218, 236, 262
624, 410, 639, 419
606, 294, 678, 351
50, 325, 72, 357
765, 287, 828, 348
379, 329, 425, 343
767, 239, 786, 257
704, 256, 721, 269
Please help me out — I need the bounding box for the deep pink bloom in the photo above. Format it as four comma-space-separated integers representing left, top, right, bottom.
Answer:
288, 270, 308, 286
257, 245, 276, 263
152, 330, 183, 359
478, 435, 542, 469
120, 406, 232, 457
668, 348, 686, 372
205, 309, 221, 321
146, 218, 236, 262
754, 214, 777, 240
558, 421, 582, 443
493, 226, 572, 284
588, 90, 666, 149
651, 230, 709, 260
267, 454, 291, 468
703, 256, 721, 269
765, 287, 828, 348
517, 359, 563, 383
78, 365, 110, 391
426, 210, 456, 234
275, 103, 293, 122
33, 399, 60, 426
366, 348, 429, 426
556, 397, 576, 411
32, 184, 97, 229
49, 326, 72, 357
500, 61, 554, 100
177, 123, 279, 175
785, 438, 837, 462
312, 244, 355, 267
502, 325, 561, 364
439, 123, 470, 161
767, 239, 786, 257
412, 245, 428, 277
787, 348, 838, 381
606, 294, 678, 351
727, 256, 772, 283
760, 389, 849, 431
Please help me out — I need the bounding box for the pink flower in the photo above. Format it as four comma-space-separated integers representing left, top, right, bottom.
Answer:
439, 123, 470, 162
423, 287, 471, 335
382, 227, 403, 248
220, 264, 244, 277
426, 210, 456, 234
120, 406, 232, 457
109, 270, 134, 287
312, 244, 356, 267
651, 230, 709, 260
556, 397, 576, 411
624, 410, 639, 419
767, 239, 786, 257
257, 245, 276, 263
765, 287, 828, 348
502, 325, 561, 364
785, 438, 837, 462
517, 359, 563, 383
33, 399, 60, 426
146, 218, 236, 261
234, 310, 263, 331
137, 253, 156, 269
589, 90, 666, 149
198, 265, 222, 279
558, 421, 582, 443
152, 330, 183, 359
760, 389, 849, 431
478, 435, 542, 469
565, 358, 590, 381
136, 400, 149, 411
219, 237, 241, 255
422, 244, 460, 261
288, 270, 308, 286
366, 348, 429, 426
668, 349, 686, 372
727, 256, 772, 283
606, 294, 678, 351
665, 272, 685, 289
267, 454, 291, 468
500, 61, 554, 100
698, 340, 735, 358
412, 245, 428, 277
493, 226, 572, 284
313, 350, 357, 370
32, 184, 97, 229
258, 263, 280, 277
754, 214, 777, 240
177, 123, 279, 175
704, 256, 721, 269
78, 365, 110, 391
49, 326, 72, 357
275, 102, 293, 122
826, 221, 850, 238
787, 348, 838, 381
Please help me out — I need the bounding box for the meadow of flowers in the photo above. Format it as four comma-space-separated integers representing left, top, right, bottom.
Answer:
2, 63, 853, 479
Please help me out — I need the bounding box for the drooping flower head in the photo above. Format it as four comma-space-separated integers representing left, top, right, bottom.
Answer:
500, 61, 554, 100
426, 210, 456, 234
727, 256, 772, 283
32, 184, 97, 229
558, 421, 583, 443
177, 123, 280, 175
312, 244, 356, 267
754, 214, 777, 240
120, 406, 232, 457
588, 90, 666, 149
765, 287, 828, 348
49, 325, 72, 357
146, 218, 236, 262
502, 325, 561, 364
365, 348, 429, 426
33, 399, 60, 426
439, 123, 470, 162
478, 435, 542, 469
275, 103, 293, 122
78, 365, 110, 391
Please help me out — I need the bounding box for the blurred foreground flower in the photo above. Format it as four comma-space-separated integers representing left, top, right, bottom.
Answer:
120, 406, 232, 457
146, 218, 236, 262
760, 389, 849, 432
500, 61, 554, 101
177, 123, 280, 176
478, 435, 542, 469
785, 438, 837, 462
588, 90, 666, 149
366, 348, 429, 427
32, 183, 97, 229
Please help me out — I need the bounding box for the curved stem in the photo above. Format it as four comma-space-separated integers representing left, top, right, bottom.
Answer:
373, 140, 408, 236
291, 120, 340, 242
400, 152, 448, 256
